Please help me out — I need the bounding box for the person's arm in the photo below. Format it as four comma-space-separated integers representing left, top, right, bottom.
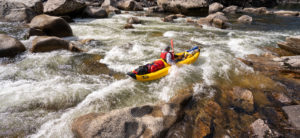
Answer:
166, 53, 175, 65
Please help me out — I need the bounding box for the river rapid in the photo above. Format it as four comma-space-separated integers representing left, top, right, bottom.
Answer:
1, 5, 300, 138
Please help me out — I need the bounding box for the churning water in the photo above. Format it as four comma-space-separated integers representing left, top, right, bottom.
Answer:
1, 9, 300, 137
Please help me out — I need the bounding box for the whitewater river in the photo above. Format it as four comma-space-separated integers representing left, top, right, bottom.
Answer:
1, 7, 300, 137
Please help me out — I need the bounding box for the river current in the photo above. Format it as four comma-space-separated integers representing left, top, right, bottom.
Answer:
1, 6, 300, 138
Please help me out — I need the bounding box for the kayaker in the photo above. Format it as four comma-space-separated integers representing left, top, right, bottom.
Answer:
160, 46, 175, 65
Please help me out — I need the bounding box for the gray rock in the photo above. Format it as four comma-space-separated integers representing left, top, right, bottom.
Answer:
43, 0, 86, 15
72, 93, 192, 138
0, 34, 26, 58
29, 14, 73, 37
31, 36, 82, 53
282, 105, 300, 130
237, 15, 253, 24
223, 5, 239, 14
157, 0, 208, 16
250, 119, 273, 138
0, 0, 36, 22
209, 2, 223, 14
10, 0, 43, 14
277, 36, 300, 54
83, 6, 108, 18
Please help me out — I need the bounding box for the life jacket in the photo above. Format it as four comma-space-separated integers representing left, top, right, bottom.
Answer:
149, 60, 165, 73
160, 51, 174, 61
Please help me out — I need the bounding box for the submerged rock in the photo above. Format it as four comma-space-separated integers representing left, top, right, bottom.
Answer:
83, 6, 108, 18
237, 15, 253, 24
72, 93, 192, 138
250, 119, 274, 138
29, 14, 73, 37
229, 87, 254, 112
31, 36, 82, 53
0, 0, 36, 22
0, 34, 26, 58
272, 92, 292, 105
157, 0, 209, 16
282, 105, 300, 130
277, 36, 300, 54
43, 0, 86, 16
209, 2, 224, 14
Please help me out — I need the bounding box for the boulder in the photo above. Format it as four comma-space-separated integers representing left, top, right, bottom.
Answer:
103, 5, 121, 14
242, 7, 267, 14
31, 36, 82, 53
124, 23, 134, 29
222, 5, 239, 14
282, 105, 300, 130
250, 119, 274, 138
274, 56, 300, 69
127, 17, 141, 24
274, 10, 299, 17
83, 6, 108, 18
229, 87, 254, 112
43, 0, 86, 16
162, 14, 177, 22
72, 93, 192, 138
29, 14, 73, 37
209, 2, 224, 14
197, 12, 229, 29
157, 0, 209, 16
102, 0, 143, 11
237, 15, 253, 24
0, 0, 36, 22
277, 36, 300, 54
147, 6, 165, 13
10, 0, 43, 14
0, 34, 26, 58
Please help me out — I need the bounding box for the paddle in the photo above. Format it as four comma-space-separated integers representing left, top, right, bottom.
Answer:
171, 39, 174, 57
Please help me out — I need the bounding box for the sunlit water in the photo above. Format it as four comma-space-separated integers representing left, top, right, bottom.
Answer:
1, 9, 300, 137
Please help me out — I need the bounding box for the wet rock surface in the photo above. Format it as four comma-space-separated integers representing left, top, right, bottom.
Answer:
29, 14, 73, 37
0, 34, 26, 58
31, 36, 82, 53
72, 93, 192, 138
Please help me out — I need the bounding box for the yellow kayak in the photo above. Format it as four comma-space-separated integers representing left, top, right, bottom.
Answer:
127, 46, 200, 82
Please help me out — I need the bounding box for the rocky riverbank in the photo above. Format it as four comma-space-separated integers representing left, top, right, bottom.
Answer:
0, 0, 300, 138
